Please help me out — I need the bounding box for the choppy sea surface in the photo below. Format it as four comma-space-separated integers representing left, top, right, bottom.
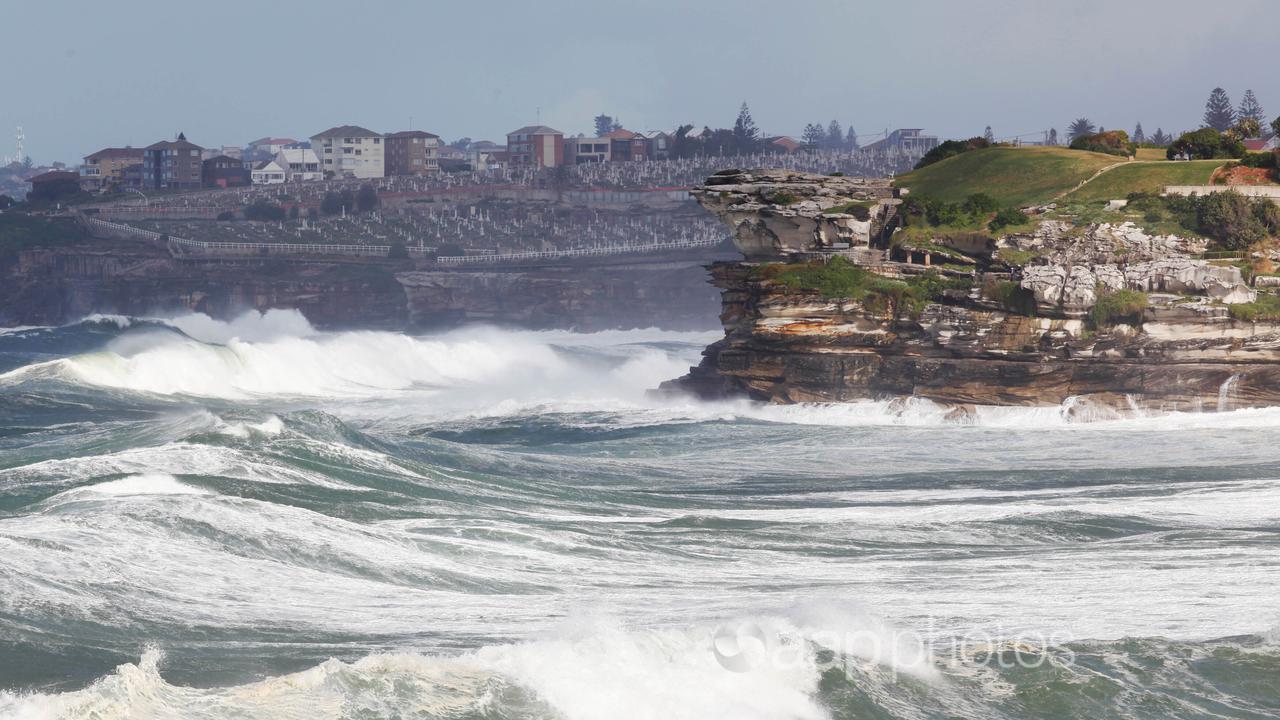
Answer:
0, 310, 1277, 720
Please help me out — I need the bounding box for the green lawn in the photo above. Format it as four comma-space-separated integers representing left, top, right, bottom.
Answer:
895, 147, 1122, 208
1058, 160, 1225, 204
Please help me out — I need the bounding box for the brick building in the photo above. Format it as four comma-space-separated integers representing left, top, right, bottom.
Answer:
383, 130, 441, 175
506, 125, 564, 167
142, 133, 204, 190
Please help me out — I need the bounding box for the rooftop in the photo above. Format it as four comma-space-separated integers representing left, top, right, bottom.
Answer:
311, 125, 382, 139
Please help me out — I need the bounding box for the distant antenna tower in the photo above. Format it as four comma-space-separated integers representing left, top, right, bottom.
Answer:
14, 126, 25, 165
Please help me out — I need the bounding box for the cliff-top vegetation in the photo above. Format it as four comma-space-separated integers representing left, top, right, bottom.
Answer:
895, 147, 1121, 207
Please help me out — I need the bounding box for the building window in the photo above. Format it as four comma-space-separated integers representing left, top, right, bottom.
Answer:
372, 138, 380, 144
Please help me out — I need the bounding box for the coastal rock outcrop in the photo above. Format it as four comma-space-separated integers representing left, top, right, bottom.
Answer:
663, 171, 1280, 411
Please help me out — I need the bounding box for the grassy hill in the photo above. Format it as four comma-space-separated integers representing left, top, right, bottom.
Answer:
1057, 160, 1226, 204
894, 147, 1125, 207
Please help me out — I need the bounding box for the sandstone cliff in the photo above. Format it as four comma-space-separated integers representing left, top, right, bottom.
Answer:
0, 238, 722, 332
663, 170, 1280, 411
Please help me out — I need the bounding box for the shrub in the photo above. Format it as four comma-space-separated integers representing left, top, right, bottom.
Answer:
985, 278, 1037, 315
243, 201, 286, 222
320, 191, 343, 215
1091, 289, 1148, 327
989, 206, 1028, 231
1228, 293, 1280, 322
387, 241, 409, 259
962, 193, 1000, 215
769, 190, 799, 205
1240, 152, 1277, 169
914, 137, 991, 169
216, 210, 235, 221
1197, 190, 1268, 249
1166, 128, 1245, 160
357, 184, 379, 212
1070, 130, 1132, 157
436, 243, 465, 258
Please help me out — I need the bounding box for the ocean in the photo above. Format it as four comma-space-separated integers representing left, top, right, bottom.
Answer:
0, 311, 1277, 719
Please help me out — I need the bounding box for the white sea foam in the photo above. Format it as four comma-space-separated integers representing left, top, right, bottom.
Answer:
79, 473, 209, 497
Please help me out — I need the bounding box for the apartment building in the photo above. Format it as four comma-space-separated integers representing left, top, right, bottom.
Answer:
142, 133, 204, 190
202, 155, 251, 188
383, 130, 441, 175
310, 125, 384, 178
80, 147, 144, 192
506, 125, 564, 167
564, 136, 611, 164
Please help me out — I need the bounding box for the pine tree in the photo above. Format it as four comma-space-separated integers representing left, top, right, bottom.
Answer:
826, 120, 843, 150
845, 126, 858, 150
1238, 89, 1265, 124
1203, 87, 1236, 131
732, 102, 759, 153
983, 126, 995, 143
1048, 128, 1058, 146
593, 114, 615, 137
801, 123, 825, 148
1067, 118, 1096, 142
1151, 128, 1170, 146
1133, 123, 1146, 144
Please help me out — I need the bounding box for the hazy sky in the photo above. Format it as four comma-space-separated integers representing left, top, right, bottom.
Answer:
5, 0, 1277, 163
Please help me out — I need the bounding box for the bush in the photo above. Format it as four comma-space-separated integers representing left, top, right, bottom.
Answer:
985, 278, 1037, 315
357, 184, 379, 212
1197, 190, 1268, 249
216, 210, 235, 221
320, 191, 343, 215
1091, 289, 1148, 327
1229, 293, 1280, 322
1240, 151, 1277, 169
761, 257, 966, 319
914, 137, 991, 169
1069, 130, 1132, 157
989, 206, 1028, 231
436, 243, 465, 258
387, 241, 409, 259
243, 201, 286, 222
1166, 128, 1245, 160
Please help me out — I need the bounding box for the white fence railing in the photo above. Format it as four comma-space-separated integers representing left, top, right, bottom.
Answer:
85, 217, 723, 263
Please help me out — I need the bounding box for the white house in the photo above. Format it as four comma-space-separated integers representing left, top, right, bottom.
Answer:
279, 146, 322, 182
251, 158, 288, 185
310, 125, 384, 178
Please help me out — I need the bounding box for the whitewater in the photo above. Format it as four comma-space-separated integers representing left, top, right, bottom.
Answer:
1, 310, 1278, 720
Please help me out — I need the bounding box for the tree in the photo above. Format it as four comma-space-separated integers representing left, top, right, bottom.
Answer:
1166, 127, 1244, 160
1203, 87, 1236, 132
1151, 128, 1170, 146
845, 126, 858, 150
449, 137, 472, 150
1048, 128, 1059, 146
801, 123, 825, 148
594, 114, 618, 137
244, 200, 286, 221
1233, 117, 1262, 140
356, 184, 379, 212
983, 126, 995, 143
387, 241, 409, 259
826, 120, 843, 150
0, 194, 16, 210
320, 191, 342, 215
1067, 118, 1096, 143
732, 102, 759, 154
1133, 123, 1146, 144
671, 124, 701, 159
1273, 116, 1280, 138
1238, 89, 1265, 124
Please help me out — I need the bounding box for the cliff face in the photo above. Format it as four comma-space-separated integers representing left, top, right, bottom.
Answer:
0, 241, 721, 332
397, 261, 720, 331
663, 170, 1280, 412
